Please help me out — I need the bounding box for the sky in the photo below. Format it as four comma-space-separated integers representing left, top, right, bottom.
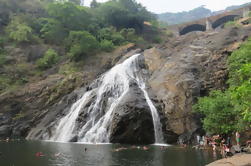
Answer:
84, 0, 251, 14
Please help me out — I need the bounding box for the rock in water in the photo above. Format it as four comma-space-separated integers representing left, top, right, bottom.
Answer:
0, 125, 11, 138
110, 83, 155, 144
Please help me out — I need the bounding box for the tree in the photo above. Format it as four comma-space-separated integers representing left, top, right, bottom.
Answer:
46, 2, 91, 32
38, 18, 67, 44
228, 39, 251, 86
69, 0, 80, 5
36, 48, 60, 69
6, 16, 33, 43
67, 31, 99, 60
194, 38, 251, 135
227, 40, 251, 124
100, 39, 114, 52
193, 90, 239, 134
96, 0, 156, 33
90, 0, 99, 8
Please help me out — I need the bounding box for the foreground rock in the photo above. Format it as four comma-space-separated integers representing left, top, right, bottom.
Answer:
207, 154, 251, 166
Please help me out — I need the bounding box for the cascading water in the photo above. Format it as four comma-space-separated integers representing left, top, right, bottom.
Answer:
49, 54, 164, 144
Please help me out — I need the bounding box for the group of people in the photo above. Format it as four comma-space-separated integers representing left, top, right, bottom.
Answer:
0, 138, 22, 142
113, 145, 150, 152
193, 132, 251, 158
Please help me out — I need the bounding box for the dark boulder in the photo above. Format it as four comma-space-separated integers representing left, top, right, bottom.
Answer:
110, 82, 155, 144
0, 125, 11, 138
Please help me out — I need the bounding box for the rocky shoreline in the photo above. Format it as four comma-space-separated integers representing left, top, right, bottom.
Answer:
207, 154, 251, 166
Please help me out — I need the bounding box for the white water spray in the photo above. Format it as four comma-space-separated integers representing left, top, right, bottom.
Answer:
49, 54, 164, 144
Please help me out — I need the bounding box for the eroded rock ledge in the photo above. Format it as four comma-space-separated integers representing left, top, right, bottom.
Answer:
143, 26, 251, 143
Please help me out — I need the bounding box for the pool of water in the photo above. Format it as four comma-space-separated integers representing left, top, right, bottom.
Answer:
0, 140, 221, 166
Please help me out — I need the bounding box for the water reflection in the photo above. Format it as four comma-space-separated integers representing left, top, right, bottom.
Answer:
0, 141, 221, 166
152, 145, 164, 166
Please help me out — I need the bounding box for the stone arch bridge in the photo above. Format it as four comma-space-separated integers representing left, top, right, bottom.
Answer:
169, 6, 251, 36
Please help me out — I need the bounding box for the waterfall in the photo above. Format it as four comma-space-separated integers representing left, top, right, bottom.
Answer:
49, 54, 164, 144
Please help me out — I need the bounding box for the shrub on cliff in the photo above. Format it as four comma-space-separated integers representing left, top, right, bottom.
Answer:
97, 27, 125, 45
194, 38, 251, 134
6, 17, 33, 43
67, 31, 99, 61
36, 48, 60, 69
228, 40, 251, 124
38, 18, 67, 45
193, 90, 239, 134
100, 39, 115, 52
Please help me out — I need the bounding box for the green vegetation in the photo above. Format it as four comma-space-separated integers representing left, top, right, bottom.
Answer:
249, 11, 251, 17
36, 48, 60, 69
6, 16, 33, 43
194, 39, 251, 134
100, 40, 115, 52
224, 21, 241, 28
0, 0, 164, 93
193, 91, 239, 134
66, 31, 99, 60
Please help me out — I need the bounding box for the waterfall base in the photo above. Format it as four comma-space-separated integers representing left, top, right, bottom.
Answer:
110, 84, 155, 144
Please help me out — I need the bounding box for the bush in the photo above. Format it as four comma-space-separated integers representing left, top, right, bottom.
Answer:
36, 49, 59, 69
38, 18, 67, 44
111, 33, 125, 45
153, 36, 162, 43
0, 37, 6, 48
224, 21, 240, 28
0, 75, 12, 93
193, 90, 239, 134
97, 27, 126, 46
6, 16, 33, 43
228, 39, 251, 86
100, 39, 115, 52
249, 11, 251, 17
164, 30, 174, 38
120, 28, 136, 41
67, 31, 99, 61
194, 38, 251, 135
0, 53, 6, 66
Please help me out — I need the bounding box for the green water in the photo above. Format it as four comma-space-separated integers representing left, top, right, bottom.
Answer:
0, 140, 221, 166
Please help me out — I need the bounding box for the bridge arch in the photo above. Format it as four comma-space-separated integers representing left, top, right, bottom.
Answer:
179, 24, 206, 35
212, 15, 240, 29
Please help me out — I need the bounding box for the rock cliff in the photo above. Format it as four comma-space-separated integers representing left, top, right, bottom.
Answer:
1, 26, 251, 144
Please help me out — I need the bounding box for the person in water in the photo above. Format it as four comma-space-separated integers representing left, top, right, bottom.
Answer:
35, 152, 44, 157
114, 147, 127, 152
54, 153, 61, 157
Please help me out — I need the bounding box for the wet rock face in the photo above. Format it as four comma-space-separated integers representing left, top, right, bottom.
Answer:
110, 83, 155, 144
25, 88, 85, 140
144, 47, 201, 137
0, 45, 136, 140
0, 125, 11, 138
143, 26, 251, 141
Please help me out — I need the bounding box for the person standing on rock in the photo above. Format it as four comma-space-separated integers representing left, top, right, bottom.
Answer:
227, 136, 231, 147
235, 132, 240, 146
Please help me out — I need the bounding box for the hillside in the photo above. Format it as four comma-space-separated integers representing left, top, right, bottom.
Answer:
158, 2, 251, 25
158, 6, 211, 25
